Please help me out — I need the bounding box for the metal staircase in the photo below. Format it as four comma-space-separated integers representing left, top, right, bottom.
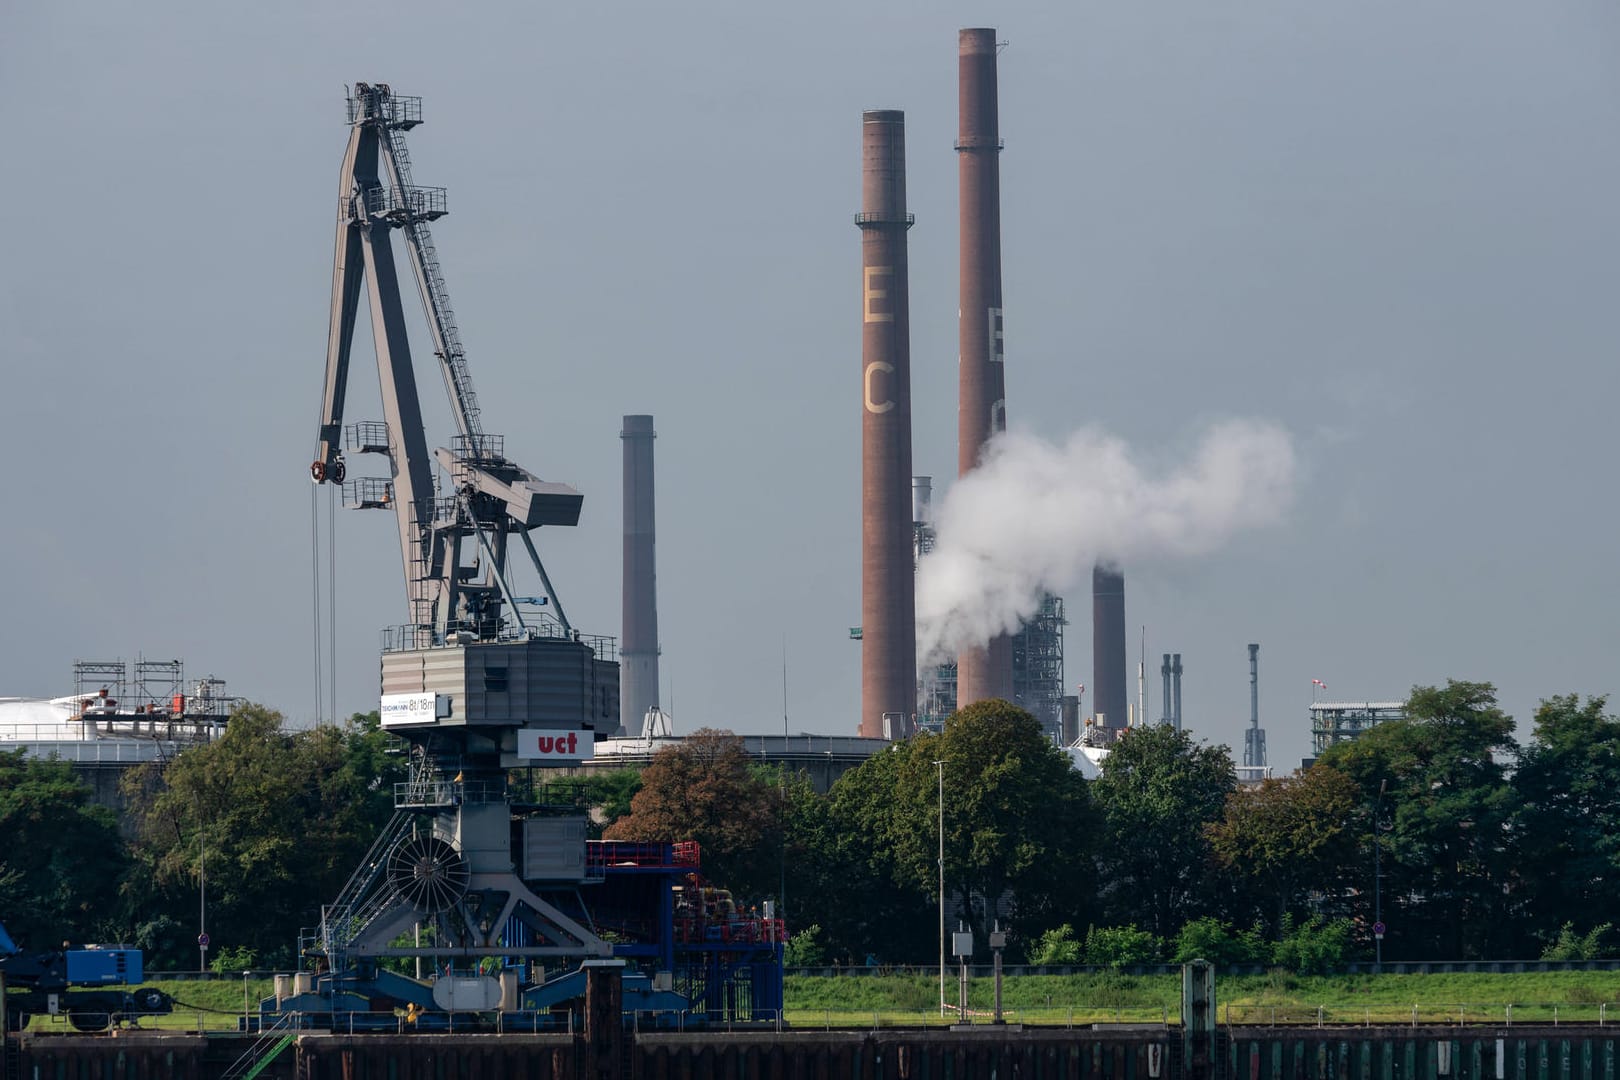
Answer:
220, 1011, 299, 1080
318, 810, 414, 965
381, 124, 483, 439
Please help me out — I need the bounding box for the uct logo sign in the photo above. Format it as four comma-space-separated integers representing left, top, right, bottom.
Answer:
516, 728, 594, 762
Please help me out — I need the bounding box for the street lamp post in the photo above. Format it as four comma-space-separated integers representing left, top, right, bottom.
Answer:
1374, 779, 1387, 972
198, 832, 208, 974
934, 759, 945, 1018
242, 970, 252, 1026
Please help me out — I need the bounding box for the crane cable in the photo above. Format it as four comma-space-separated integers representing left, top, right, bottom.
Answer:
310, 481, 324, 727
329, 479, 337, 726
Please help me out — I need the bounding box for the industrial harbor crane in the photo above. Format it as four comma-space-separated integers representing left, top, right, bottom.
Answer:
307, 82, 621, 980
285, 84, 780, 1033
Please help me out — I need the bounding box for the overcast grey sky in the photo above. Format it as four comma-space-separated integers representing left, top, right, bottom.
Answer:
4, 1, 1618, 769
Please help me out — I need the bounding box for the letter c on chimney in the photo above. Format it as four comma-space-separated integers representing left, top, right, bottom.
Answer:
865, 361, 895, 414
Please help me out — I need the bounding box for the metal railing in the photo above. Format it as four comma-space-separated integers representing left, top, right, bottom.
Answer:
1221, 1001, 1620, 1027
347, 90, 421, 128
361, 185, 447, 222
344, 420, 390, 453
394, 779, 505, 808
380, 621, 617, 660
0, 735, 217, 763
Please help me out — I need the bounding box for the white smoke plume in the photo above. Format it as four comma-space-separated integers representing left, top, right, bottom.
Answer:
915, 420, 1298, 663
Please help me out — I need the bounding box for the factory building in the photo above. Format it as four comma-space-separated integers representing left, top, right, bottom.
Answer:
1307, 700, 1407, 763
912, 479, 1066, 737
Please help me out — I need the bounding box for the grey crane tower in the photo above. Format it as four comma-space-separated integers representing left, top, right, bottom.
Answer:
309, 83, 618, 970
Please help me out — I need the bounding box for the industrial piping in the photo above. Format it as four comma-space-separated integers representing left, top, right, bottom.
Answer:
856, 109, 918, 740
1092, 564, 1127, 736
955, 26, 1014, 707
620, 415, 660, 737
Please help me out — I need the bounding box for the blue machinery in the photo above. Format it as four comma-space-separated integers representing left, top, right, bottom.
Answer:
258, 841, 783, 1031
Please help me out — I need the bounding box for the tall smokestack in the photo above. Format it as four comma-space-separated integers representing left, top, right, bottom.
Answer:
620, 414, 660, 737
1161, 654, 1173, 724
1092, 564, 1127, 735
1245, 643, 1267, 767
955, 26, 1014, 708
857, 109, 917, 741
1172, 653, 1183, 731
912, 476, 933, 529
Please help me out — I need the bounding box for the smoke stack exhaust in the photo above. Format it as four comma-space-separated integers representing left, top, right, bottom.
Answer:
955, 26, 1014, 707
857, 109, 917, 740
1172, 653, 1183, 731
1092, 564, 1127, 735
1245, 643, 1267, 767
1161, 654, 1173, 725
620, 415, 660, 736
912, 475, 933, 527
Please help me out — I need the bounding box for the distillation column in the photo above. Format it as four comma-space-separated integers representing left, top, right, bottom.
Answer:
857, 110, 918, 740
955, 27, 1014, 707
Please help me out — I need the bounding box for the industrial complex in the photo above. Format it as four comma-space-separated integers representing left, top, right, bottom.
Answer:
0, 26, 1419, 1072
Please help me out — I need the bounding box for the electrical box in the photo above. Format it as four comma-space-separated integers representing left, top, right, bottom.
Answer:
522, 817, 588, 881
952, 932, 973, 958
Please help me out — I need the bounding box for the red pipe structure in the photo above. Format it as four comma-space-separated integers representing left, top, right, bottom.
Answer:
856, 109, 918, 740
955, 27, 1014, 707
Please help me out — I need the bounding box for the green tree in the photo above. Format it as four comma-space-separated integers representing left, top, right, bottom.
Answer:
1206, 765, 1359, 937
807, 741, 936, 962
583, 768, 643, 834
1271, 915, 1354, 974
822, 700, 1093, 960
1029, 924, 1083, 965
1171, 916, 1269, 966
1083, 924, 1163, 967
1091, 725, 1236, 938
1317, 680, 1517, 959
123, 706, 403, 967
782, 923, 828, 966
604, 729, 780, 900
1513, 695, 1620, 949
1540, 923, 1613, 961
0, 750, 125, 948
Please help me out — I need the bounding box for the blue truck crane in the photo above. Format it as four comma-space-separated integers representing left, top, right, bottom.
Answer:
0, 923, 172, 1032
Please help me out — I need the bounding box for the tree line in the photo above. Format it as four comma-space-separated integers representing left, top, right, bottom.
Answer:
3, 680, 1617, 970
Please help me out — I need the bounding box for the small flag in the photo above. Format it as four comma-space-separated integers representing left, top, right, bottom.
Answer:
1312, 678, 1327, 689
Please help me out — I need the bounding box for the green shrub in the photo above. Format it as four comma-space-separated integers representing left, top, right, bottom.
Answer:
208, 944, 258, 974
784, 923, 828, 967
1084, 924, 1164, 968
1030, 924, 1083, 966
1171, 917, 1269, 967
1270, 916, 1352, 975
1542, 923, 1612, 962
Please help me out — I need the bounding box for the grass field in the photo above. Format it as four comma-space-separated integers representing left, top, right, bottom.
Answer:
781, 970, 1620, 1028
15, 971, 1620, 1032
